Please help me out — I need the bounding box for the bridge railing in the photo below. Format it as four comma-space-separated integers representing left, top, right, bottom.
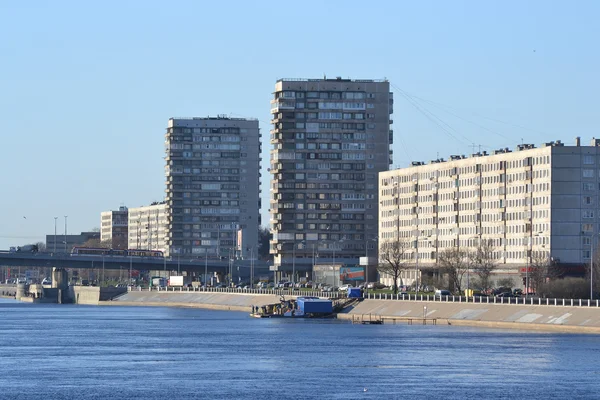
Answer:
362, 292, 600, 308
130, 285, 346, 299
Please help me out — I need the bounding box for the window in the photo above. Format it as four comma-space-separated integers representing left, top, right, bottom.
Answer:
583, 223, 594, 232
584, 169, 594, 178
583, 183, 595, 191
583, 210, 595, 219
584, 196, 594, 205
584, 155, 595, 165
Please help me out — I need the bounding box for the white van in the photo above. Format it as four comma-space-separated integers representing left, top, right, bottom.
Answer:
434, 289, 451, 298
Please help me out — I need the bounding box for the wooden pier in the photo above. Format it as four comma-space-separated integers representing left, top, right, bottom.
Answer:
351, 314, 437, 326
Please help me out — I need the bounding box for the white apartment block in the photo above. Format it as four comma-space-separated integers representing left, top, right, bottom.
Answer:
128, 202, 168, 255
100, 206, 128, 249
379, 138, 596, 287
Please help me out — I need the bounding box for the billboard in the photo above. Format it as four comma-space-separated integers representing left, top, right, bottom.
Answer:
339, 267, 365, 282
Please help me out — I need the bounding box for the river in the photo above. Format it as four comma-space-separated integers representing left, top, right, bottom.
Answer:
0, 298, 599, 399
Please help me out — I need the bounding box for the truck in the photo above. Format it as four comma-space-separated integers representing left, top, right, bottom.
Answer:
17, 244, 38, 253
169, 276, 184, 287
151, 277, 168, 288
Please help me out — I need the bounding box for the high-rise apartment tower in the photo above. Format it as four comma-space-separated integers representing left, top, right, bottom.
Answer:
165, 116, 261, 259
269, 77, 393, 280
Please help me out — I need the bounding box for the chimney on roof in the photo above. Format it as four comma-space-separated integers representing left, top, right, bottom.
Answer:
575, 137, 581, 147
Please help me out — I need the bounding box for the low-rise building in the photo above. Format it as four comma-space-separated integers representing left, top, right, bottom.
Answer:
46, 231, 100, 253
100, 206, 128, 249
128, 202, 168, 255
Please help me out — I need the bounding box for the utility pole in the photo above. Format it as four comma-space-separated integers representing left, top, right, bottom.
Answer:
205, 251, 208, 287
54, 217, 58, 252
64, 216, 68, 253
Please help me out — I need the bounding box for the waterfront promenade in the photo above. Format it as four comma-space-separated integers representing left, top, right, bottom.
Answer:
102, 289, 600, 334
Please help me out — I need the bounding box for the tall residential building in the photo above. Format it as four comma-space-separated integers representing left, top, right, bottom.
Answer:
164, 116, 261, 259
269, 77, 393, 280
128, 202, 168, 254
378, 138, 594, 288
100, 206, 129, 249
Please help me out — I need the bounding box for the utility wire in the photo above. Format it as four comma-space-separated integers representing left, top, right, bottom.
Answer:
392, 84, 473, 147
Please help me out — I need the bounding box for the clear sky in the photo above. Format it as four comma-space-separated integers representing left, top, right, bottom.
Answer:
1, 0, 599, 249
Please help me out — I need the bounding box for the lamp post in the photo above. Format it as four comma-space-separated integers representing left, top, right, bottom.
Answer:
250, 247, 255, 289
205, 251, 208, 287
292, 240, 305, 284
54, 217, 58, 253
365, 237, 377, 291
64, 215, 68, 253
591, 233, 597, 300
129, 255, 133, 285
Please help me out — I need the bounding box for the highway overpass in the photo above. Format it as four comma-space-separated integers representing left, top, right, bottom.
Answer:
0, 251, 271, 277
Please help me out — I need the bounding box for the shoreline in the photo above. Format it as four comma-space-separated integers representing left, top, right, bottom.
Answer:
335, 312, 600, 334
100, 291, 600, 334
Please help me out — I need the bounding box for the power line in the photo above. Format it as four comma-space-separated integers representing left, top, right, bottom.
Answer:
392, 84, 472, 146
398, 89, 551, 138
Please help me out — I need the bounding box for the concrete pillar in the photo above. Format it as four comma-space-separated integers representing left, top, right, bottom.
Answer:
16, 283, 26, 300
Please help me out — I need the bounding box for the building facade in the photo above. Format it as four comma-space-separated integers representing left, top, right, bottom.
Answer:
269, 78, 393, 280
46, 231, 100, 253
100, 206, 129, 249
378, 138, 596, 289
128, 202, 168, 254
164, 116, 261, 259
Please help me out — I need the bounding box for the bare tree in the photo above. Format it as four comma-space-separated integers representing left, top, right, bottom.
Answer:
437, 247, 469, 293
34, 242, 47, 252
377, 239, 411, 294
529, 253, 551, 294
469, 239, 497, 290
81, 238, 112, 249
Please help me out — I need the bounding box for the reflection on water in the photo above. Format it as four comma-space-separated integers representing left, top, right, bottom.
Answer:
0, 299, 599, 399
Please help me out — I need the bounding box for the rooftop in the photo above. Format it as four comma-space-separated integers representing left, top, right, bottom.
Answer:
170, 115, 258, 122
406, 138, 600, 167
277, 77, 387, 83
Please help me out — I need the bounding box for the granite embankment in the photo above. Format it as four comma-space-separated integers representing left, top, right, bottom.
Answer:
338, 299, 600, 334
101, 291, 282, 312
103, 291, 600, 333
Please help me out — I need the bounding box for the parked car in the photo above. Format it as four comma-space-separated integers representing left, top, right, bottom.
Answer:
339, 284, 354, 291
434, 289, 452, 298
367, 282, 387, 290
513, 288, 523, 296
496, 292, 515, 298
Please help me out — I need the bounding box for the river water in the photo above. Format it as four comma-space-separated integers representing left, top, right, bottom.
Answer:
0, 299, 599, 399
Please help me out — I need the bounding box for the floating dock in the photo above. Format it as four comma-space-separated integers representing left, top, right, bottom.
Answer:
351, 314, 437, 325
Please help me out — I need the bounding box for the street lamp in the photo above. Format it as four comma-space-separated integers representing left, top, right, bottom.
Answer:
292, 240, 305, 284
64, 215, 68, 253
54, 217, 58, 253
204, 251, 208, 287
365, 237, 377, 291
590, 233, 597, 300
527, 231, 544, 297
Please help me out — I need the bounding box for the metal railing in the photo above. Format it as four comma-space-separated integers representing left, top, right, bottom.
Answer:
363, 292, 600, 308
129, 285, 345, 299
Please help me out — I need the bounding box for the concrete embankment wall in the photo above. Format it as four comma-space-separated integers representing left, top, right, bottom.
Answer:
103, 291, 283, 312
338, 299, 600, 334
70, 287, 128, 305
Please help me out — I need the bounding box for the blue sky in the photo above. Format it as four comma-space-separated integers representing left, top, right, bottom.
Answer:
1, 0, 599, 249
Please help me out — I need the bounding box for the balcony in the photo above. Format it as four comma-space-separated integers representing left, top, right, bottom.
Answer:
270, 100, 295, 114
